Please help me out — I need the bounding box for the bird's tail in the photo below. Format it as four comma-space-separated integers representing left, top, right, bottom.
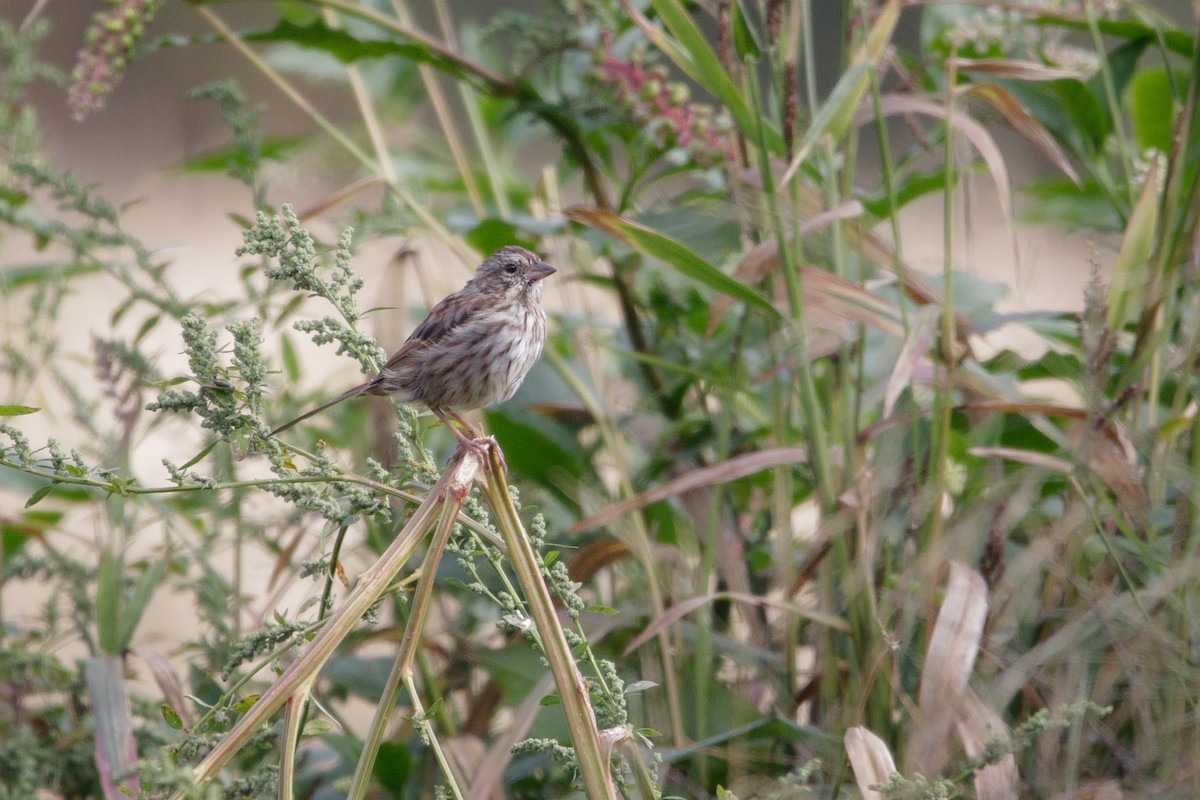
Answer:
271, 381, 372, 436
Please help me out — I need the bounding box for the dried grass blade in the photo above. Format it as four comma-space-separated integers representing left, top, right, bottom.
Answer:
910, 562, 989, 775
957, 689, 1019, 800
859, 94, 1016, 259
568, 448, 808, 534
134, 648, 193, 729
884, 305, 940, 417
965, 84, 1080, 185
844, 726, 897, 800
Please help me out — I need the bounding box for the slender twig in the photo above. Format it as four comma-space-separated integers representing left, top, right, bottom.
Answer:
346, 477, 468, 800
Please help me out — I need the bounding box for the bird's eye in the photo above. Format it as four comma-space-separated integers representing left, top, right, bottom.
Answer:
503, 263, 519, 274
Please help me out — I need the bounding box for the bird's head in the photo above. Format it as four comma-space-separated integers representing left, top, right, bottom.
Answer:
474, 246, 556, 299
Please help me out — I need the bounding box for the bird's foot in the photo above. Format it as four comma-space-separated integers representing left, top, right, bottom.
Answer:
446, 428, 505, 473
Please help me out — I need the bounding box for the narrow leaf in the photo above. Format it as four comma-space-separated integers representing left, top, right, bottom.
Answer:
566, 208, 782, 320
845, 726, 897, 800
1107, 155, 1159, 330
623, 0, 785, 153
117, 560, 165, 653
883, 306, 939, 417
86, 656, 142, 799
24, 485, 53, 508
568, 446, 807, 534
781, 0, 900, 183
96, 551, 123, 655
0, 405, 40, 416
161, 704, 184, 730
910, 562, 989, 775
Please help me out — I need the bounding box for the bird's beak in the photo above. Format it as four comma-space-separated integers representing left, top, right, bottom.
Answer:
529, 261, 556, 281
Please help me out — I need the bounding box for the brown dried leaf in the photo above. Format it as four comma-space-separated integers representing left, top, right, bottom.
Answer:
969, 446, 1074, 474
860, 94, 1014, 243
568, 448, 809, 535
884, 305, 940, 417
845, 726, 897, 800
954, 57, 1085, 81
957, 689, 1019, 800
910, 562, 989, 775
966, 83, 1080, 185
134, 648, 193, 729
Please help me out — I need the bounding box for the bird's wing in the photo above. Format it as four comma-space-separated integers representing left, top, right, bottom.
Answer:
381, 289, 481, 373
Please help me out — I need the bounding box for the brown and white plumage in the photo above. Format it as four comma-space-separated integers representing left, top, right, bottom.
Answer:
272, 246, 555, 443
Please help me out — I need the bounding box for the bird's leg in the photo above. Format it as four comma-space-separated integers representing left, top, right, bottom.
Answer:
445, 409, 483, 439
430, 407, 500, 469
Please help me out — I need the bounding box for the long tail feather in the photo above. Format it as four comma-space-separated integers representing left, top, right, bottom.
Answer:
271, 382, 372, 435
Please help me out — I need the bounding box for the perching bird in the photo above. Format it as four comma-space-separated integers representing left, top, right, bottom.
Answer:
272, 246, 555, 447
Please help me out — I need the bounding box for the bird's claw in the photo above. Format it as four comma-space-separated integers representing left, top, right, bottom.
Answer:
449, 432, 505, 473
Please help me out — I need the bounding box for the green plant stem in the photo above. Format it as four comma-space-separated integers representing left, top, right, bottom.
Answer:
321, 6, 397, 185
479, 447, 616, 800
390, 0, 484, 216
432, 0, 511, 219
347, 485, 465, 800
1084, 0, 1135, 208
194, 4, 470, 262
406, 671, 466, 800
926, 54, 960, 552
747, 76, 834, 510
193, 5, 376, 174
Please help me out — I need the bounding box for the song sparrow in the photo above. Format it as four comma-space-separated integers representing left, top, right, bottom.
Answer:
272, 246, 555, 447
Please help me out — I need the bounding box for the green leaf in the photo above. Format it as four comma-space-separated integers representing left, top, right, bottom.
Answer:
730, 1, 762, 62
638, 0, 785, 153
117, 560, 165, 652
0, 261, 102, 291
1127, 68, 1181, 153
24, 484, 53, 508
584, 604, 619, 615
567, 208, 782, 320
244, 20, 482, 86
96, 551, 122, 655
302, 718, 333, 736
233, 694, 261, 713
373, 741, 412, 795
133, 315, 161, 347
625, 680, 659, 695
175, 137, 305, 175
0, 405, 40, 416
161, 703, 184, 730
860, 168, 950, 218
280, 333, 301, 383
465, 218, 532, 255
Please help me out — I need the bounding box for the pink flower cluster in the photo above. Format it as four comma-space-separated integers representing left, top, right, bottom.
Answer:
591, 31, 733, 166
68, 0, 163, 121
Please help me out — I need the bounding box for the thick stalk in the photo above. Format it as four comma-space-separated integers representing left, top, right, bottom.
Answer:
479, 447, 616, 800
